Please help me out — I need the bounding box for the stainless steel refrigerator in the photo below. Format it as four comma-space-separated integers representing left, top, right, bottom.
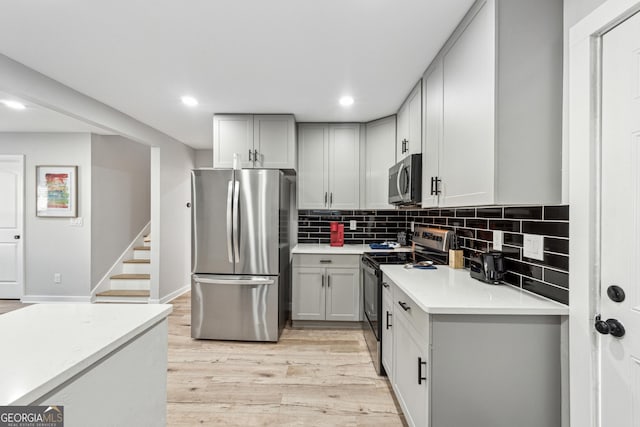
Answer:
190, 169, 291, 342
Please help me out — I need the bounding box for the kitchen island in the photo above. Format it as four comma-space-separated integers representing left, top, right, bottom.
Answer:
0, 303, 172, 426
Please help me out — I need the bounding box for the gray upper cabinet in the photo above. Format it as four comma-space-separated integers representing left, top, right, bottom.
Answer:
213, 114, 296, 169
298, 123, 360, 210
396, 81, 422, 162
364, 116, 396, 209
422, 0, 563, 207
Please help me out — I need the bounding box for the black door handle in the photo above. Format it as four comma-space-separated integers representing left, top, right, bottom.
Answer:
595, 314, 626, 338
14, 235, 20, 240
398, 301, 410, 311
386, 311, 392, 329
607, 285, 625, 303
418, 357, 427, 384
186, 202, 191, 208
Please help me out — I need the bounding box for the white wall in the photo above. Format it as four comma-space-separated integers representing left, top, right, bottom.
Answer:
0, 54, 195, 303
194, 149, 213, 168
91, 135, 150, 286
562, 0, 608, 202
0, 133, 93, 301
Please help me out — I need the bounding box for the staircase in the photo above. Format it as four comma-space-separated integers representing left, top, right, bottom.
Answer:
95, 235, 151, 303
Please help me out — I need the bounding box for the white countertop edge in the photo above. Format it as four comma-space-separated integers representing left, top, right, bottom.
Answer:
7, 305, 172, 405
381, 266, 569, 316
292, 243, 412, 255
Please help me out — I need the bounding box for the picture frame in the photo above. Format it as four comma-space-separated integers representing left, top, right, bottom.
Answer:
36, 165, 78, 217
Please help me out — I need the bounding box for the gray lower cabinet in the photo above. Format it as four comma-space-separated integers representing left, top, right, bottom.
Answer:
384, 273, 562, 427
292, 254, 361, 322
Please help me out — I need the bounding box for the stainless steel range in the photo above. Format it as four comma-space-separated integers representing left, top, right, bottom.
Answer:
362, 226, 453, 375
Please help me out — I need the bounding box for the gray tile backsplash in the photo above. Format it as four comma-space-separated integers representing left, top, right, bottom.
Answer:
298, 205, 569, 305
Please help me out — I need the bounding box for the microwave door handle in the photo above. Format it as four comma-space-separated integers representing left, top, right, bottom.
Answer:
226, 180, 233, 263
397, 164, 405, 202
402, 167, 410, 194
232, 180, 240, 263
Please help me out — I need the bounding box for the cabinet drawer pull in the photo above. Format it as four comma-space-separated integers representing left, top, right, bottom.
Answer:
386, 311, 392, 329
382, 282, 389, 288
398, 301, 411, 311
418, 357, 427, 385
319, 259, 332, 264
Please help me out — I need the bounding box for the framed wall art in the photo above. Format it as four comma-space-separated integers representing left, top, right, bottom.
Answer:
36, 165, 78, 217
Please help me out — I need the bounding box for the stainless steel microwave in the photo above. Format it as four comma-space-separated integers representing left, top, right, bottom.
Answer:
388, 154, 422, 205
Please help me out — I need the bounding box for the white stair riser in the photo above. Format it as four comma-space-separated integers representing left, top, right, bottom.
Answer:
134, 250, 150, 260
123, 263, 151, 274
95, 296, 148, 304
109, 279, 150, 291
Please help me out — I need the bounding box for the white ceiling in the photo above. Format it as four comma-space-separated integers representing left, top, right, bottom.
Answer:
0, 1, 474, 149
0, 91, 115, 134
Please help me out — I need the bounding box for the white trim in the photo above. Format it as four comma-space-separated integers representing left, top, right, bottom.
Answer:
91, 222, 151, 296
150, 284, 189, 305
21, 295, 93, 304
569, 1, 640, 426
0, 154, 24, 299
150, 147, 161, 302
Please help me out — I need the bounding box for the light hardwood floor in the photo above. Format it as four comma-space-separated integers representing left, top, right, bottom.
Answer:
167, 292, 405, 426
0, 299, 28, 315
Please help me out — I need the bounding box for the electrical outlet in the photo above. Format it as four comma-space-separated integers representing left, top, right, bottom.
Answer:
523, 234, 544, 260
69, 217, 83, 227
410, 221, 415, 232
349, 220, 357, 230
492, 230, 503, 251
54, 273, 61, 284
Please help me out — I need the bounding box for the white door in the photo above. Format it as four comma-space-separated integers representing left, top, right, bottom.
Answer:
328, 124, 360, 210
600, 11, 640, 427
291, 267, 325, 321
422, 59, 443, 208
297, 124, 328, 209
364, 116, 396, 209
325, 268, 359, 321
0, 155, 24, 299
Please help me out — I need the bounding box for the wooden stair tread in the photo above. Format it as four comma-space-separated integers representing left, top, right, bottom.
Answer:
123, 259, 150, 264
96, 290, 150, 297
134, 246, 150, 251
110, 274, 150, 280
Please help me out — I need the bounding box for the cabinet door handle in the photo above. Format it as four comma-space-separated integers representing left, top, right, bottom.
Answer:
405, 139, 409, 153
418, 357, 427, 385
386, 311, 392, 329
254, 149, 258, 163
324, 192, 328, 206
430, 177, 435, 195
248, 149, 253, 161
330, 192, 333, 206
321, 274, 325, 287
327, 275, 331, 287
398, 301, 410, 311
435, 177, 441, 195
382, 282, 389, 288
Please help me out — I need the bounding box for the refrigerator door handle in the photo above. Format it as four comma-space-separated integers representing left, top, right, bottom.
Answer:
232, 180, 240, 263
226, 180, 233, 263
193, 276, 275, 286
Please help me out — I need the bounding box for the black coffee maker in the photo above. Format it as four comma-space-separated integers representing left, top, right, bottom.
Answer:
470, 251, 506, 284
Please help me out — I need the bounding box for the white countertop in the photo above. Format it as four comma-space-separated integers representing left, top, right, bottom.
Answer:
381, 265, 568, 315
0, 303, 172, 405
292, 243, 412, 255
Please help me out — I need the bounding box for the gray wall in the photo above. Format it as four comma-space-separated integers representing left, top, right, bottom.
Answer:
0, 133, 92, 300
194, 149, 213, 168
91, 135, 150, 286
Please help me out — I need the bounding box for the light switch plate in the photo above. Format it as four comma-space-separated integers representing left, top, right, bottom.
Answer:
349, 220, 357, 230
70, 217, 83, 227
523, 234, 544, 260
492, 230, 503, 251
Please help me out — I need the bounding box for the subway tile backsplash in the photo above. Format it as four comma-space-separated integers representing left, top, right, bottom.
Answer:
298, 205, 570, 305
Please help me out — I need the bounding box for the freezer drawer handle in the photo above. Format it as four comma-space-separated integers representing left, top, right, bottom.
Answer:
194, 276, 275, 286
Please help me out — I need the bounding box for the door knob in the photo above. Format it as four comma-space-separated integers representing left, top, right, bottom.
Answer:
607, 285, 625, 302
14, 235, 20, 239
186, 202, 191, 208
594, 314, 626, 338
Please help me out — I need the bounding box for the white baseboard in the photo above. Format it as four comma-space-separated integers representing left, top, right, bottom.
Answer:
150, 284, 190, 304
22, 295, 93, 303
91, 222, 151, 297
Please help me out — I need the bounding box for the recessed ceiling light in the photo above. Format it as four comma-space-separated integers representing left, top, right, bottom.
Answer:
181, 96, 198, 107
1, 100, 26, 110
339, 96, 354, 107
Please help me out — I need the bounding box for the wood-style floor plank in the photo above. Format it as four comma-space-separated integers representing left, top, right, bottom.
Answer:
167, 292, 405, 426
